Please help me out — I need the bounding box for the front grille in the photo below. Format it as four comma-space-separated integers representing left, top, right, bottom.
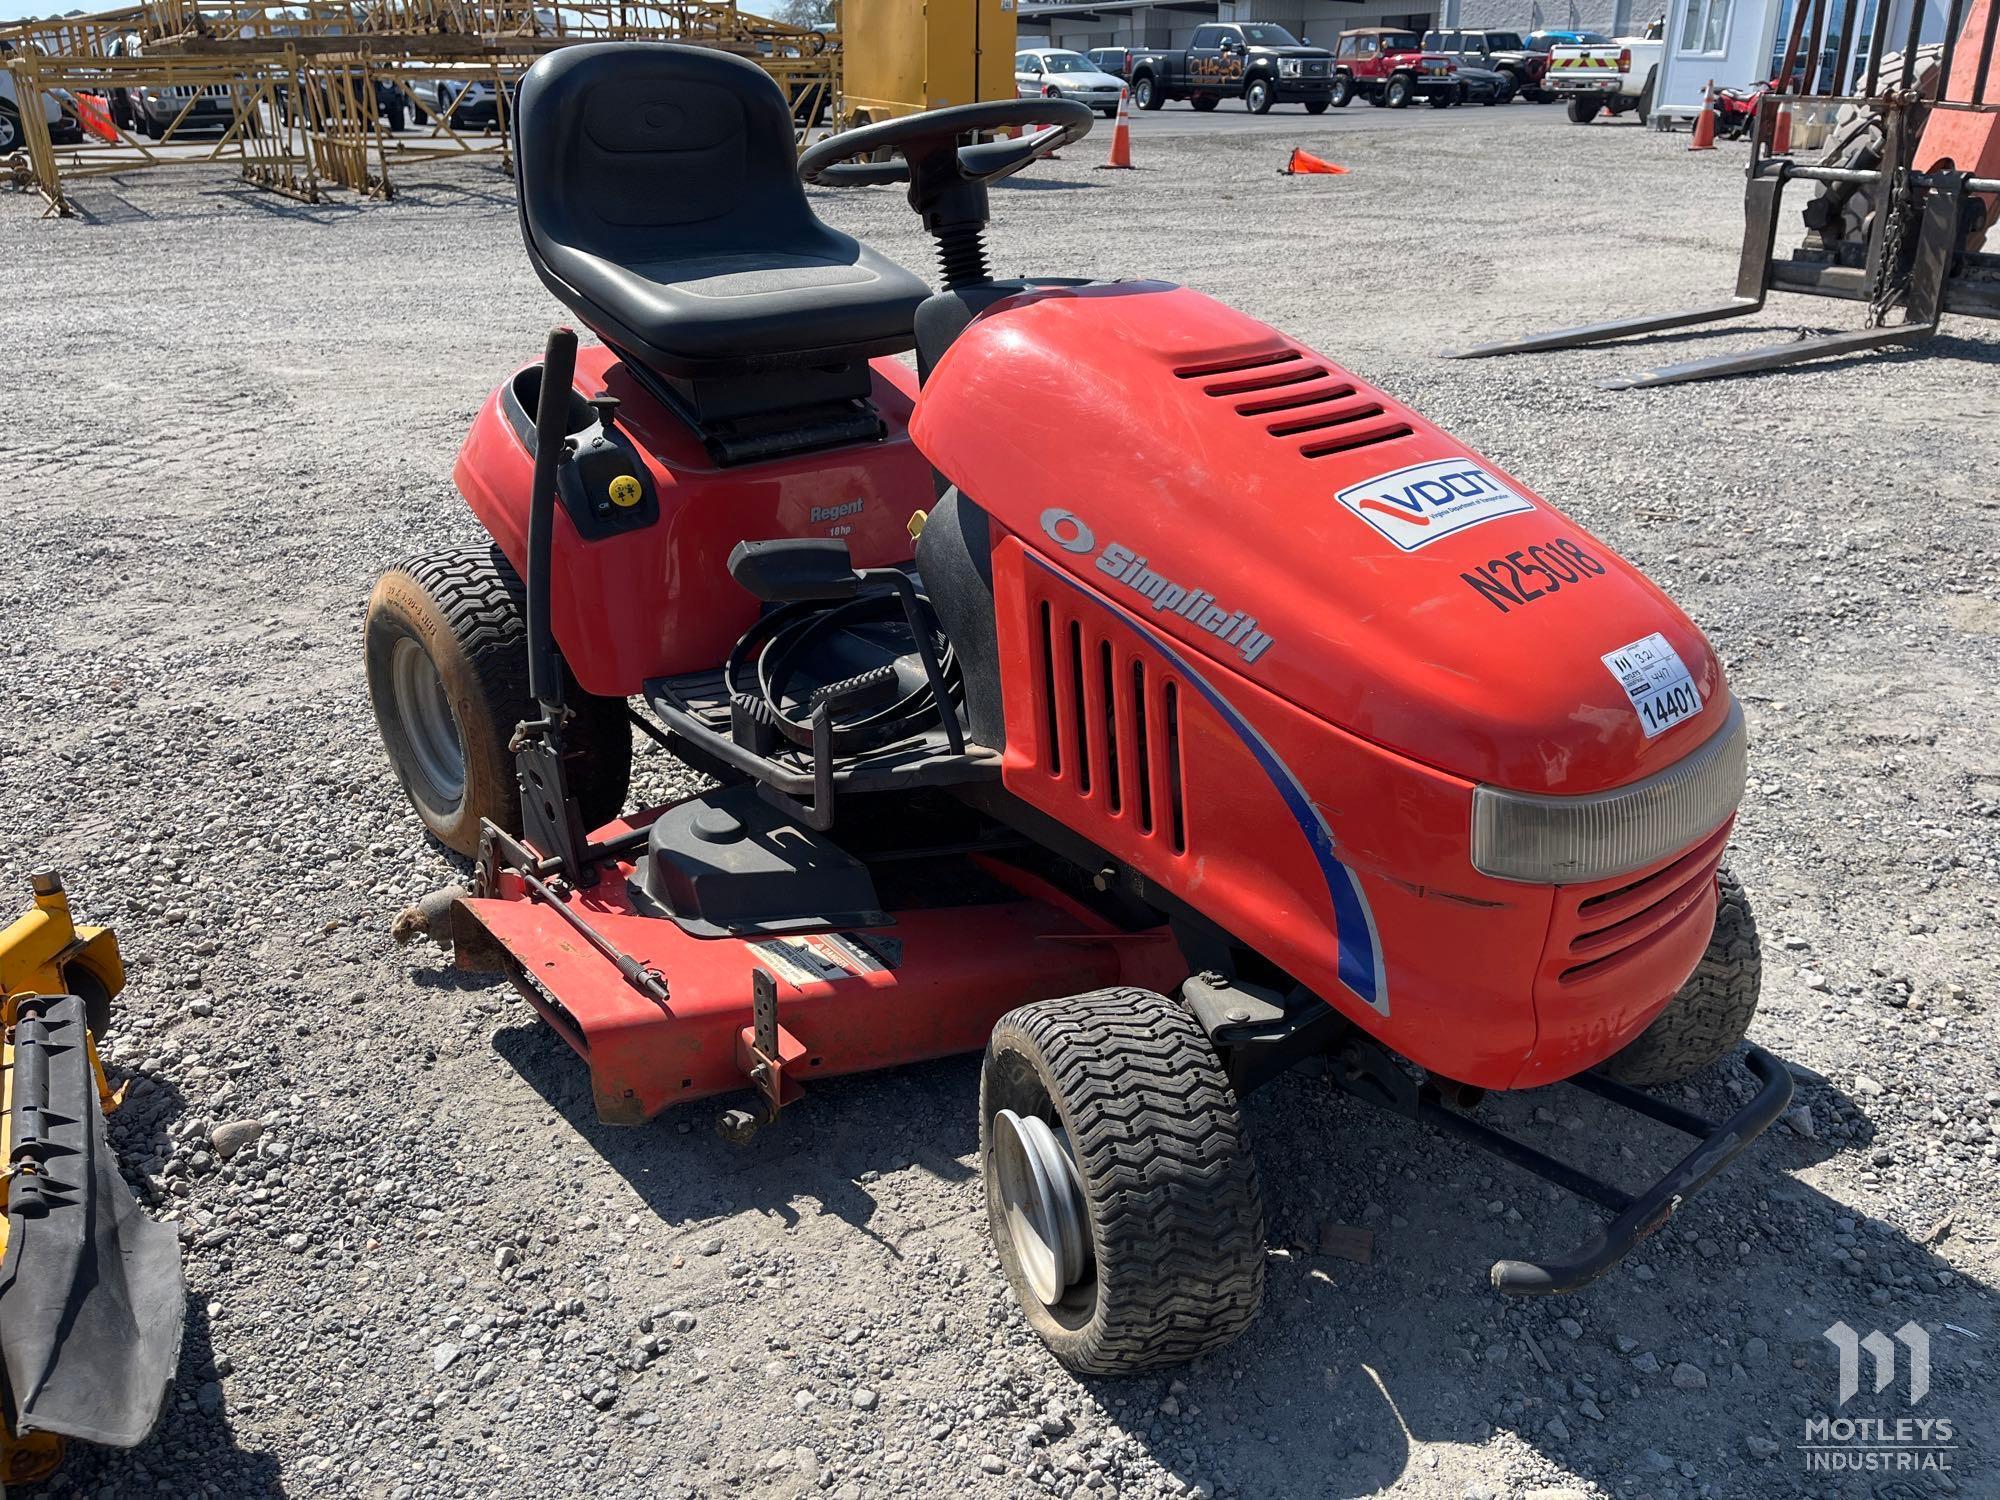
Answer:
1175, 349, 1415, 460
1036, 598, 1187, 853
1555, 822, 1729, 985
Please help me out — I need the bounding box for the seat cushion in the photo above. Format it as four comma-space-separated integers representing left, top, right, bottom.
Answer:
541, 232, 930, 367
515, 44, 930, 377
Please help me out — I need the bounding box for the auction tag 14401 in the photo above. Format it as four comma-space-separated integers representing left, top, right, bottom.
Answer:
1602, 631, 1702, 738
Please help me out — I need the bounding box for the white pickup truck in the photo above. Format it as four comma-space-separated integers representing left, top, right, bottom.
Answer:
1546, 20, 1665, 125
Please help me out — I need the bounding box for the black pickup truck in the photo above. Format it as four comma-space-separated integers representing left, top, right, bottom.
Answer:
1129, 22, 1336, 114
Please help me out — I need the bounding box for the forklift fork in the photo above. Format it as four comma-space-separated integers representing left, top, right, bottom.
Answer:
1444, 17, 1999, 394
1444, 168, 1789, 369
1602, 168, 1968, 388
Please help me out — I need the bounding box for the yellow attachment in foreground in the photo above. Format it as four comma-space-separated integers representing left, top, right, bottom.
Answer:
0, 872, 124, 1031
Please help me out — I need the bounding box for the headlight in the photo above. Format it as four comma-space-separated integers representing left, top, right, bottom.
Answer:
1470, 697, 1747, 884
1279, 59, 1302, 76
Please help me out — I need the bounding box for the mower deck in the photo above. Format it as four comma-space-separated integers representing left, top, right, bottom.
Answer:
452, 815, 1186, 1124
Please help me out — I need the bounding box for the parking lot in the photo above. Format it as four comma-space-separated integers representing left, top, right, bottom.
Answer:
1122, 91, 1579, 136
3, 94, 1998, 1500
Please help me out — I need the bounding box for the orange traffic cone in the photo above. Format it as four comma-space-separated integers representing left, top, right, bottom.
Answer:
1098, 86, 1134, 169
1690, 79, 1718, 151
1280, 147, 1348, 176
1770, 100, 1792, 155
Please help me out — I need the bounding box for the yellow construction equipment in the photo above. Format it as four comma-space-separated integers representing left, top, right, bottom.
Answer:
839, 0, 1015, 125
0, 874, 183, 1486
1, 0, 841, 215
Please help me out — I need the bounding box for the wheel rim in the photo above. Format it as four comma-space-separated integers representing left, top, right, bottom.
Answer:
390, 635, 466, 802
0, 115, 18, 152
992, 1108, 1090, 1306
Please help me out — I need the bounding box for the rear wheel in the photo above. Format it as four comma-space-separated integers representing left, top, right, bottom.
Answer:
1567, 94, 1601, 124
1601, 868, 1762, 1086
1245, 77, 1273, 113
0, 105, 21, 154
980, 988, 1266, 1374
1134, 74, 1163, 110
1385, 74, 1413, 108
365, 546, 631, 856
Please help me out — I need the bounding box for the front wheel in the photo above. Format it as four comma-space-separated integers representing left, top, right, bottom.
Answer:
365, 546, 631, 856
981, 988, 1266, 1374
1329, 74, 1353, 106
1134, 75, 1163, 110
1600, 868, 1762, 1086
1244, 77, 1273, 114
1305, 98, 1330, 114
1385, 75, 1413, 108
1567, 94, 1601, 124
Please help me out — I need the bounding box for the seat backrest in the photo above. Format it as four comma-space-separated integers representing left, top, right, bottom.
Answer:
515, 43, 818, 267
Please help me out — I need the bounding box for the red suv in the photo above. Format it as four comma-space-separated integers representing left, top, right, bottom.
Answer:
1330, 28, 1461, 108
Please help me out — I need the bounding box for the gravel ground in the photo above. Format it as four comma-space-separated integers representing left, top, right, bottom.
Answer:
2, 110, 1996, 1500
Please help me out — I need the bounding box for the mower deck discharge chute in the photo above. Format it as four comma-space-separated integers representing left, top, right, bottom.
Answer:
376, 42, 1793, 1371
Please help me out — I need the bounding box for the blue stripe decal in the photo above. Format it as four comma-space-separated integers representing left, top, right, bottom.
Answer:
1030, 556, 1389, 1016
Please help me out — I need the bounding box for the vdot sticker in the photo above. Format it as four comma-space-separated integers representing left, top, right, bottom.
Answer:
1602, 631, 1702, 738
1334, 459, 1536, 552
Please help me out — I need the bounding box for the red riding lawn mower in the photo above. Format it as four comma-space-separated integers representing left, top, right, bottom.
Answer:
374, 42, 1793, 1372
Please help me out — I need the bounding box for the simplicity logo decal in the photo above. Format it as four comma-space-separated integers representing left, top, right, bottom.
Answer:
1801, 1322, 1955, 1475
1039, 508, 1275, 666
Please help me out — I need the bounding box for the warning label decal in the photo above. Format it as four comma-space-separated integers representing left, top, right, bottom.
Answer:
752, 933, 900, 988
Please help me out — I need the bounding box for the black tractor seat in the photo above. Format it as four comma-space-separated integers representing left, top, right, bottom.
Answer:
514, 44, 931, 458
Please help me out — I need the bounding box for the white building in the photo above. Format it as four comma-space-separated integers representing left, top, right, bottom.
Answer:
1650, 0, 1955, 123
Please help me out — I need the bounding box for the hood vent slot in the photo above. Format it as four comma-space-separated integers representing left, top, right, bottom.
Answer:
1300, 418, 1415, 459
1236, 380, 1356, 417
1034, 598, 1187, 855
1174, 349, 1301, 380
1179, 349, 1413, 460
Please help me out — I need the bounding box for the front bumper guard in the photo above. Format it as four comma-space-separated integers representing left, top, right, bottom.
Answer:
1428, 1044, 1794, 1295
1326, 1031, 1794, 1296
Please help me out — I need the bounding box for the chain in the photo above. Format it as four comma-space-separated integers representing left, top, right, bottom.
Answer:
1867, 169, 1915, 328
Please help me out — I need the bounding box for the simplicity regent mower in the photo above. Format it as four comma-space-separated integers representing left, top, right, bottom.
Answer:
374, 43, 1793, 1371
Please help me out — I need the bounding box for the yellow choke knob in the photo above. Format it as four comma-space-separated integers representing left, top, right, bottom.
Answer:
907, 509, 929, 540
608, 475, 643, 509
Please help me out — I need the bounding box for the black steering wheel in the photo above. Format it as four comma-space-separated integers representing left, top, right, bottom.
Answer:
798, 97, 1095, 192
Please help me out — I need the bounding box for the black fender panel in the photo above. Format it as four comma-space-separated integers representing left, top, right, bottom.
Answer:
0, 995, 184, 1448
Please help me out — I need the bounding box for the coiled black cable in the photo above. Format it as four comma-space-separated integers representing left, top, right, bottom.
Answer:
722, 589, 961, 755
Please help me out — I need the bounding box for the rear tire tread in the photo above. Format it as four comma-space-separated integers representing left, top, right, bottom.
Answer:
367, 545, 629, 854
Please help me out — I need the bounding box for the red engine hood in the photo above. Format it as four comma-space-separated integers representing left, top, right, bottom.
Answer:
910, 282, 1731, 795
